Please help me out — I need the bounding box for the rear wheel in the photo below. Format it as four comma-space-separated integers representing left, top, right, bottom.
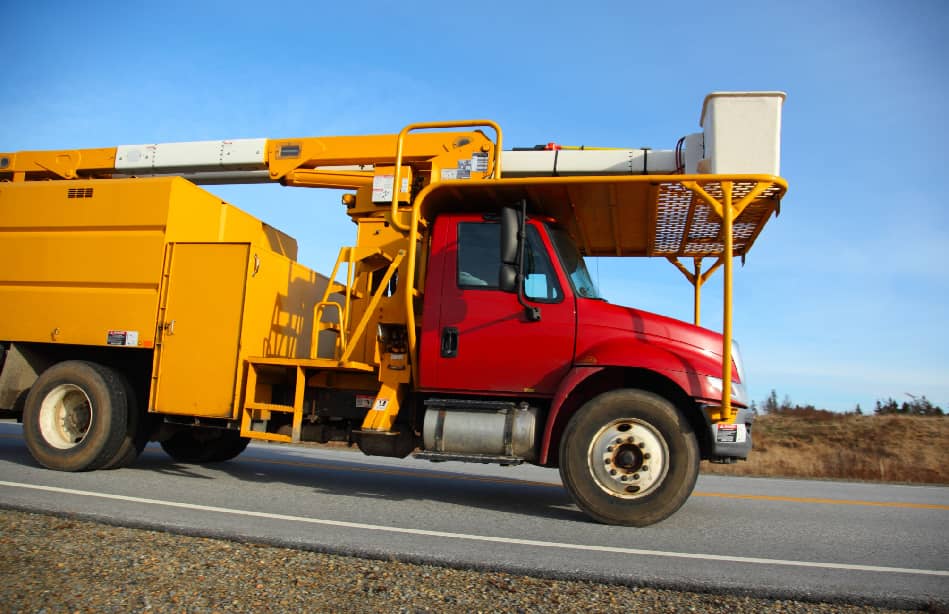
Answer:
22, 361, 129, 472
206, 431, 250, 462
100, 373, 154, 469
161, 428, 249, 463
559, 389, 699, 526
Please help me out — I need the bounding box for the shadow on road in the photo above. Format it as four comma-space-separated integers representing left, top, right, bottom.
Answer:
141, 446, 587, 523
1, 431, 588, 524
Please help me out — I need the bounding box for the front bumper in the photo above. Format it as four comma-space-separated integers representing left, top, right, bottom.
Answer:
707, 406, 754, 461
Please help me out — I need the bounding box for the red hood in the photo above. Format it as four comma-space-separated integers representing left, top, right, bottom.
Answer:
582, 299, 724, 355
574, 298, 730, 382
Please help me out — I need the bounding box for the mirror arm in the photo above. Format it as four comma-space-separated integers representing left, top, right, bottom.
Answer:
514, 199, 542, 322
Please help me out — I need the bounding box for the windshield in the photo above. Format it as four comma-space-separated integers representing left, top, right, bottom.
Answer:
547, 225, 602, 300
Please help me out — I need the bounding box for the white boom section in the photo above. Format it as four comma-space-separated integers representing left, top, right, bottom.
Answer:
111, 138, 679, 184
501, 149, 677, 177
116, 138, 267, 172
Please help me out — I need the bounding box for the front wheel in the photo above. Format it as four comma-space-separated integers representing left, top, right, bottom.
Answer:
559, 389, 699, 526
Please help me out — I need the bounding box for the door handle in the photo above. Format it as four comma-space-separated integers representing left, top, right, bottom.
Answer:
440, 327, 458, 358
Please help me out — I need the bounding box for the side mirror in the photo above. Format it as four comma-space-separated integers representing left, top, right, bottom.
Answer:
499, 206, 519, 293
499, 264, 518, 292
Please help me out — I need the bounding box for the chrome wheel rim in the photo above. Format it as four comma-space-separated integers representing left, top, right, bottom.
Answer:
38, 384, 92, 450
588, 419, 669, 498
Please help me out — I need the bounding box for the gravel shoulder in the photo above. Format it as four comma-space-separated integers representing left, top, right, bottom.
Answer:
0, 509, 924, 614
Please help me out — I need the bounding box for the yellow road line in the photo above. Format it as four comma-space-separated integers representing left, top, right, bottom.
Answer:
691, 492, 949, 511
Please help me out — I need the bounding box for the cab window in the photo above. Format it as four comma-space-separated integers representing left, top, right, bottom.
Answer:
522, 226, 562, 302
457, 223, 500, 288
457, 222, 562, 302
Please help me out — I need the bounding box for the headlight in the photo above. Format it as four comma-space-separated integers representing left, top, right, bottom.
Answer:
705, 376, 749, 407
731, 340, 746, 385
705, 340, 749, 406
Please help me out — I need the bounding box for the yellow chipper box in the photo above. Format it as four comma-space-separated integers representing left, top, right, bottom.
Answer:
0, 176, 328, 420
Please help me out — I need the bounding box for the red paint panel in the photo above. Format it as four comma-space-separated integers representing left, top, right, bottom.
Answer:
575, 299, 729, 381
419, 214, 575, 395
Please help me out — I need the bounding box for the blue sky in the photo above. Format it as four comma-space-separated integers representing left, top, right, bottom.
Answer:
2, 1, 947, 412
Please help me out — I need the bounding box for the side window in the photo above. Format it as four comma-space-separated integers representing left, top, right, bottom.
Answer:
457, 223, 500, 289
523, 226, 562, 302
456, 222, 562, 302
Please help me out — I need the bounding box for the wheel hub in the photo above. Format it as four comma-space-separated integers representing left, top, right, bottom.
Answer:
589, 419, 669, 498
614, 445, 643, 471
38, 384, 92, 450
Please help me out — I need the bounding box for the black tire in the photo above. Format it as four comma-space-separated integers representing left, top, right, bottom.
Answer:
100, 373, 153, 469
160, 429, 214, 463
160, 429, 249, 463
206, 431, 250, 462
559, 389, 699, 526
22, 361, 129, 472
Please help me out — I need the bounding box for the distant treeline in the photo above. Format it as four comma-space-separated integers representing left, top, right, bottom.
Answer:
751, 390, 945, 417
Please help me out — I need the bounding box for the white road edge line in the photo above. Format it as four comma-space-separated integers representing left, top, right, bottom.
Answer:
2, 480, 946, 578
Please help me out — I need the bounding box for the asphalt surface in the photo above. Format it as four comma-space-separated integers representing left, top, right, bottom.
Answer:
0, 421, 946, 609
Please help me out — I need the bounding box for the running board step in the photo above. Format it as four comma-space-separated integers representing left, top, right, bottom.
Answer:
413, 451, 525, 466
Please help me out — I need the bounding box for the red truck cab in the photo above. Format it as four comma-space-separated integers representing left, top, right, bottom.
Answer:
419, 211, 752, 482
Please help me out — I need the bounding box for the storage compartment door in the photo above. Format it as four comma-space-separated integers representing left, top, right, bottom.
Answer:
153, 243, 248, 417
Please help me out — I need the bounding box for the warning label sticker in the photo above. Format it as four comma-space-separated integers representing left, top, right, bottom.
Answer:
355, 395, 373, 409
715, 423, 747, 444
107, 330, 139, 347
372, 398, 389, 412
372, 175, 394, 202
472, 152, 489, 172
372, 175, 410, 202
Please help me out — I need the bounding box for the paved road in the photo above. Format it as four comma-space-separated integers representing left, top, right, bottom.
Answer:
1, 422, 946, 608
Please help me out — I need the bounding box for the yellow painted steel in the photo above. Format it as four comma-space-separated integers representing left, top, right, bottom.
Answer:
721, 182, 734, 420
263, 131, 496, 183
360, 379, 405, 432
388, 120, 502, 231
240, 362, 308, 443
0, 147, 117, 180
679, 178, 778, 420
340, 251, 404, 364
0, 176, 326, 422
152, 243, 247, 417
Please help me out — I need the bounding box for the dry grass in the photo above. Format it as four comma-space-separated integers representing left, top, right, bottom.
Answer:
701, 413, 949, 484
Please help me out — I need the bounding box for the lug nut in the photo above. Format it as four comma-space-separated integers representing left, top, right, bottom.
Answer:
604, 459, 611, 465
641, 465, 648, 471
607, 446, 614, 452
638, 442, 645, 448
620, 475, 628, 482
615, 438, 623, 444
609, 469, 617, 476
633, 474, 640, 480
627, 437, 634, 443
644, 453, 651, 460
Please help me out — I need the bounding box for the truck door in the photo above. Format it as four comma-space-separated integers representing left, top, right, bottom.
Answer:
152, 243, 249, 417
420, 215, 575, 395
